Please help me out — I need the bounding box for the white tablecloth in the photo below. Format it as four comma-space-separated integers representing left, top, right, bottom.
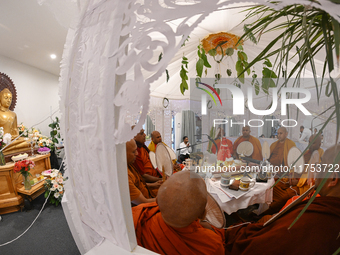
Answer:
207, 177, 274, 215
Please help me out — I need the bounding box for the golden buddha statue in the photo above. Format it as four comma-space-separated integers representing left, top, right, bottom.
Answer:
0, 88, 30, 155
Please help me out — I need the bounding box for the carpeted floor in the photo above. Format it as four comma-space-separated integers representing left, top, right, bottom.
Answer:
0, 194, 80, 255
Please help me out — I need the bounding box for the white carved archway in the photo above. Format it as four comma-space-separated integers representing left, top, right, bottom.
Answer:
57, 0, 340, 253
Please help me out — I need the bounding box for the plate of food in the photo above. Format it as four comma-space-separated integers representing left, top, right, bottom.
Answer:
11, 153, 28, 162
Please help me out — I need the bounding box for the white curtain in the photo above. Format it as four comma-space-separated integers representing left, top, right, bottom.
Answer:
181, 110, 196, 152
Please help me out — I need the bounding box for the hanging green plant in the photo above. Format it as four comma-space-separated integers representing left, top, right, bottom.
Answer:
158, 53, 170, 83
180, 56, 189, 95
235, 45, 250, 84
196, 44, 211, 78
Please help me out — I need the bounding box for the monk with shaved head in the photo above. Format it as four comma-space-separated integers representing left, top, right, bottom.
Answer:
148, 130, 163, 152
133, 128, 162, 183
224, 144, 340, 254
261, 126, 297, 215
233, 125, 262, 160
126, 139, 158, 205
132, 171, 225, 254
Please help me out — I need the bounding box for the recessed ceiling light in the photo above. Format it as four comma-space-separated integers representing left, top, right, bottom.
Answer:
50, 54, 57, 59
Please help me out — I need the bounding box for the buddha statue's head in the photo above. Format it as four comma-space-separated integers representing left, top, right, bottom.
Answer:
0, 88, 13, 110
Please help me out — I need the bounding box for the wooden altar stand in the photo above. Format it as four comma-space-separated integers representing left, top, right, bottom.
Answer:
0, 153, 51, 215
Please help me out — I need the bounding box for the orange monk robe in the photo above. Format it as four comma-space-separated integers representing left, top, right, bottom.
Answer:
134, 144, 161, 177
269, 138, 296, 166
128, 164, 152, 201
233, 135, 262, 160
297, 148, 324, 194
257, 192, 321, 224
263, 138, 297, 215
225, 196, 340, 254
133, 202, 225, 255
211, 137, 233, 155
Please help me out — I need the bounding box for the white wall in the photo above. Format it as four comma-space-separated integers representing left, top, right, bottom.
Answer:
0, 55, 60, 137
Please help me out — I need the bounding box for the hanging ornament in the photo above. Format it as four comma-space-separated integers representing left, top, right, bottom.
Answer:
201, 32, 243, 55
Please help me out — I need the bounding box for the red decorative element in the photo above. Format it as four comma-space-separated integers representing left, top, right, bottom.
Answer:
13, 160, 35, 175
217, 137, 232, 161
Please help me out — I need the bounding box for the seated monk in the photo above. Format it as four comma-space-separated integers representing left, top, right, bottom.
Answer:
0, 88, 30, 155
233, 125, 262, 161
133, 128, 162, 183
148, 130, 165, 153
296, 134, 324, 194
132, 171, 225, 254
224, 145, 340, 255
148, 130, 181, 172
126, 139, 160, 205
261, 127, 297, 215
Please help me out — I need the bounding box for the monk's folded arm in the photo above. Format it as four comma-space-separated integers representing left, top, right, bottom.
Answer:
142, 174, 161, 183
132, 193, 156, 205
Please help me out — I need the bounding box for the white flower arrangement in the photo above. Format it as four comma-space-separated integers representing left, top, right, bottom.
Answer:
44, 169, 67, 206
3, 133, 12, 145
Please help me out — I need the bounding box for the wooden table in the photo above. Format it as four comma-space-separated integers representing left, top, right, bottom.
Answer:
0, 154, 51, 214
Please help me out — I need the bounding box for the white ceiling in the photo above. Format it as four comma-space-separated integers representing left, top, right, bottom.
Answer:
0, 0, 68, 76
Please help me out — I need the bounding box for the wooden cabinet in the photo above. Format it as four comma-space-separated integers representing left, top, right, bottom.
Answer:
0, 154, 51, 214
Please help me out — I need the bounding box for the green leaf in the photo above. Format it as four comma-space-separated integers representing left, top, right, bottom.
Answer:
158, 53, 163, 62
241, 51, 248, 61
237, 45, 244, 51
205, 69, 208, 76
238, 73, 245, 84
166, 69, 170, 82
227, 69, 232, 76
236, 60, 243, 75
237, 51, 244, 61
263, 58, 272, 67
216, 88, 221, 95
255, 82, 260, 95
182, 79, 188, 89
246, 66, 251, 76
332, 17, 340, 67
262, 79, 269, 94
269, 79, 276, 87
262, 67, 277, 78
215, 73, 221, 80
201, 54, 211, 68
225, 48, 234, 56
180, 84, 185, 95
208, 49, 217, 56
196, 58, 204, 77
50, 130, 57, 137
